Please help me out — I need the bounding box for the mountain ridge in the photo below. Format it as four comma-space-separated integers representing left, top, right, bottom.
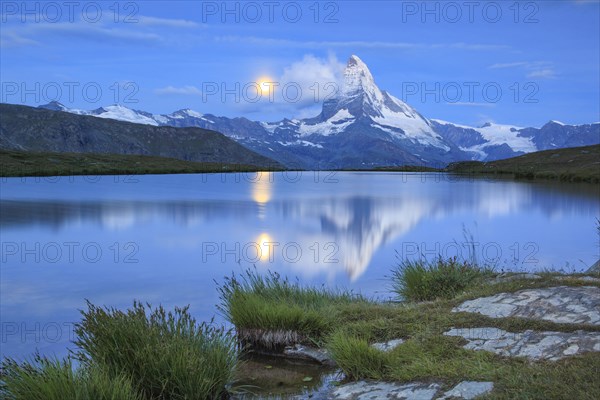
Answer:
33, 55, 600, 168
0, 103, 281, 169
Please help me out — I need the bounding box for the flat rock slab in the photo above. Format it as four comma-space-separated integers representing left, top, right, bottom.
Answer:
444, 327, 600, 361
331, 380, 493, 399
439, 381, 494, 400
453, 286, 600, 326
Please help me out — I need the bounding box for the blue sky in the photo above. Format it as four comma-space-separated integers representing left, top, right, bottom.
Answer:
1, 0, 599, 127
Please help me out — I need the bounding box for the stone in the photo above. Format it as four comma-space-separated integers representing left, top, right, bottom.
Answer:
330, 380, 494, 399
371, 339, 405, 352
440, 381, 494, 399
283, 344, 336, 366
444, 327, 600, 361
452, 286, 600, 326
331, 381, 440, 400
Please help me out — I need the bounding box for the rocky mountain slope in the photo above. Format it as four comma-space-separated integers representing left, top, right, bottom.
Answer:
0, 103, 280, 168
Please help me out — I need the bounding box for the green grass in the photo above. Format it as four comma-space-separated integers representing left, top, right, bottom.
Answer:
0, 355, 141, 400
323, 272, 600, 399
327, 331, 391, 380
217, 269, 367, 348
445, 144, 600, 183
346, 145, 600, 183
220, 265, 600, 399
3, 258, 598, 398
389, 256, 491, 302
0, 150, 277, 177
342, 333, 600, 400
326, 326, 600, 399
73, 301, 238, 400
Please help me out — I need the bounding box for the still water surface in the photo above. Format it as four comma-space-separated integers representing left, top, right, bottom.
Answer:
1, 172, 598, 359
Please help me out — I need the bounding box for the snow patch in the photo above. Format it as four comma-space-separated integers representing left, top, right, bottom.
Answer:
372, 123, 450, 150
93, 105, 159, 126
152, 114, 168, 124
183, 109, 203, 118
475, 123, 535, 153
329, 108, 353, 121
277, 140, 323, 149
261, 122, 280, 133
460, 146, 487, 161
430, 119, 475, 130
436, 120, 537, 155
298, 109, 355, 136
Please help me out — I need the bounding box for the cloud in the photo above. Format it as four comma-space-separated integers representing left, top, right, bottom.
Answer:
489, 62, 533, 69
0, 14, 202, 48
278, 54, 344, 104
1, 22, 163, 47
215, 36, 510, 51
488, 60, 557, 80
527, 69, 557, 79
137, 16, 202, 28
46, 23, 163, 43
489, 61, 552, 70
155, 86, 202, 95
228, 54, 344, 119
0, 31, 40, 48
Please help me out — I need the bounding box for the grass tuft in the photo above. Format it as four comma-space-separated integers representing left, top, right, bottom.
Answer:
217, 269, 366, 348
0, 354, 141, 400
326, 331, 390, 380
73, 301, 238, 400
390, 256, 490, 302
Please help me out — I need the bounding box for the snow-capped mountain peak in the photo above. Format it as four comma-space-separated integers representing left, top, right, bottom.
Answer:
342, 55, 381, 102
33, 54, 599, 168
303, 55, 448, 149
336, 56, 422, 119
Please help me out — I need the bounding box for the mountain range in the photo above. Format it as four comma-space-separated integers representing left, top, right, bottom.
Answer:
0, 103, 279, 168
27, 55, 600, 168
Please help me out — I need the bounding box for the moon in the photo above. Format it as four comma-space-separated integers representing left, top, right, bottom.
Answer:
256, 76, 275, 95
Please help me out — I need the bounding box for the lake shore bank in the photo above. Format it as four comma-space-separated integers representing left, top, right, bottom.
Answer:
0, 150, 282, 177
223, 267, 600, 399
2, 145, 599, 184
3, 265, 599, 399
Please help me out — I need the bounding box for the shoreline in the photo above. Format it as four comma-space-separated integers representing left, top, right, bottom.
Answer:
3, 266, 599, 399
224, 268, 600, 398
0, 150, 282, 178
2, 144, 598, 183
